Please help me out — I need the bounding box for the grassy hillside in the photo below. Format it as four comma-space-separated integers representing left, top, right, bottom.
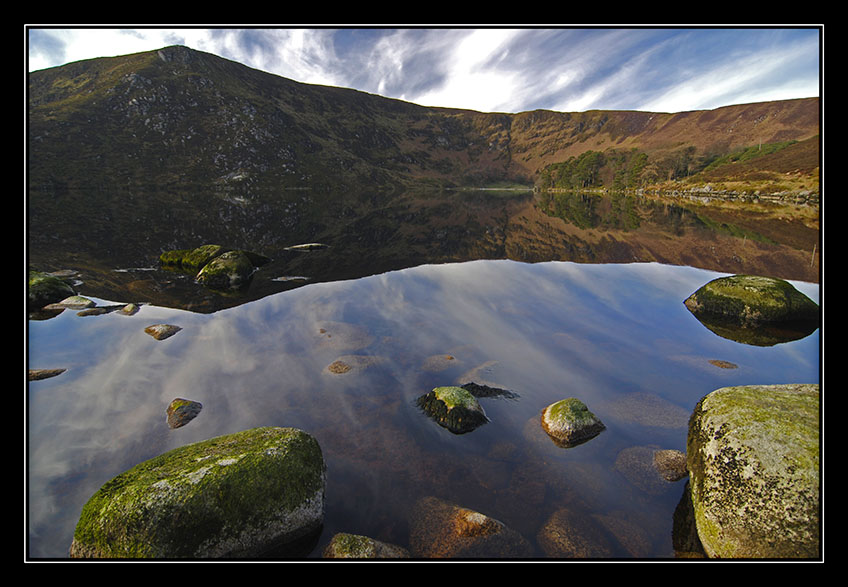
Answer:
29, 45, 820, 194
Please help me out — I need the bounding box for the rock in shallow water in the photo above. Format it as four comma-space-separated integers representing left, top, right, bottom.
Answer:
409, 496, 533, 558
69, 426, 326, 559
144, 323, 182, 341
416, 386, 489, 434
322, 533, 409, 559
684, 274, 819, 346
166, 398, 203, 429
540, 398, 605, 447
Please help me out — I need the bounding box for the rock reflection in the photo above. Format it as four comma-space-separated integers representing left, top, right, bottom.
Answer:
26, 260, 820, 559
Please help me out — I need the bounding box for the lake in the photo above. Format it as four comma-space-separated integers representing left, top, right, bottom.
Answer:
26, 256, 819, 559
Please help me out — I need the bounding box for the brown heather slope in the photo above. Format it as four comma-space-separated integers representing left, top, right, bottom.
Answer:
496, 98, 819, 179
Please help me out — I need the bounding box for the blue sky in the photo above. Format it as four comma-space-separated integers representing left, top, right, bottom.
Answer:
26, 26, 821, 114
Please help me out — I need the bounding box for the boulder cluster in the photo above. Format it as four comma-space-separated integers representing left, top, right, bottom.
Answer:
159, 244, 271, 290
29, 269, 820, 559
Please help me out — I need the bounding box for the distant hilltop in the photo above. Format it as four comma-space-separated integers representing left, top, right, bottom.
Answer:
28, 45, 820, 194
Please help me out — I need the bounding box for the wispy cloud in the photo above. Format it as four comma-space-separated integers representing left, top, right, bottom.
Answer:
27, 27, 820, 114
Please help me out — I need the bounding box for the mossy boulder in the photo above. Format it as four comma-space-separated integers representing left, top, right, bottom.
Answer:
686, 384, 820, 558
417, 386, 489, 434
195, 250, 255, 289
541, 398, 605, 447
28, 270, 76, 310
683, 275, 818, 345
69, 427, 326, 559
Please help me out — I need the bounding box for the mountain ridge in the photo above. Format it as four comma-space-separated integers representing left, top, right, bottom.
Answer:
28, 45, 820, 194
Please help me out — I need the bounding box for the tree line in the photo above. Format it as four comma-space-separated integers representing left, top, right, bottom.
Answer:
535, 141, 798, 191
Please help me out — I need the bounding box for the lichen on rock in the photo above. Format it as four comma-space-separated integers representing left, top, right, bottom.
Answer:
686, 384, 820, 558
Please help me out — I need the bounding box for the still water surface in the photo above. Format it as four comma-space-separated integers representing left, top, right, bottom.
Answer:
27, 259, 819, 558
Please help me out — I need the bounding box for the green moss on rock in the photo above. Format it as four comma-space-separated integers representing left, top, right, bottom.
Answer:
195, 250, 255, 289
541, 398, 605, 447
417, 386, 489, 434
69, 426, 326, 559
28, 270, 75, 310
684, 274, 818, 325
160, 244, 227, 269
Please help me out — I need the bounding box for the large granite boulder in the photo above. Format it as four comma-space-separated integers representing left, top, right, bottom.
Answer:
686, 384, 820, 558
683, 275, 819, 345
69, 427, 326, 559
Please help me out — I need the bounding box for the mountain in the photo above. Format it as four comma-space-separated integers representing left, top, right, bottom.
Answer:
28, 45, 820, 194
26, 46, 821, 311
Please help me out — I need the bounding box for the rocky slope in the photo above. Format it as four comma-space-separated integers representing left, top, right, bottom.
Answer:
28, 45, 820, 193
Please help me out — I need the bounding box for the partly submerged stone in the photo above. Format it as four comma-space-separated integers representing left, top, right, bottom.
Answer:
28, 270, 76, 310
686, 384, 820, 558
69, 426, 326, 559
144, 324, 182, 341
43, 295, 96, 310
684, 274, 819, 345
166, 398, 203, 429
541, 398, 605, 447
417, 386, 489, 434
322, 533, 410, 559
28, 368, 67, 381
409, 496, 533, 558
195, 250, 255, 289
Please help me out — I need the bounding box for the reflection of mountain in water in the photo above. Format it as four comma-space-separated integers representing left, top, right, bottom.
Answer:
28, 187, 819, 313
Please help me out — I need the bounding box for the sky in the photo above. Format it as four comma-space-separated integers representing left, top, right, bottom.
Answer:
26, 26, 822, 114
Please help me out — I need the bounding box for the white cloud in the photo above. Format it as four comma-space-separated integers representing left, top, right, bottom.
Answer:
27, 27, 820, 114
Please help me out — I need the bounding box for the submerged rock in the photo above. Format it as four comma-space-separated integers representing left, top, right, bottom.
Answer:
325, 355, 385, 375
537, 507, 615, 558
409, 496, 533, 558
686, 384, 820, 558
417, 386, 489, 434
653, 449, 688, 482
684, 274, 819, 345
69, 427, 326, 559
322, 533, 409, 559
540, 398, 605, 447
614, 446, 679, 495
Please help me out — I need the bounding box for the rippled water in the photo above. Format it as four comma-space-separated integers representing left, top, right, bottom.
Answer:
26, 260, 820, 559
